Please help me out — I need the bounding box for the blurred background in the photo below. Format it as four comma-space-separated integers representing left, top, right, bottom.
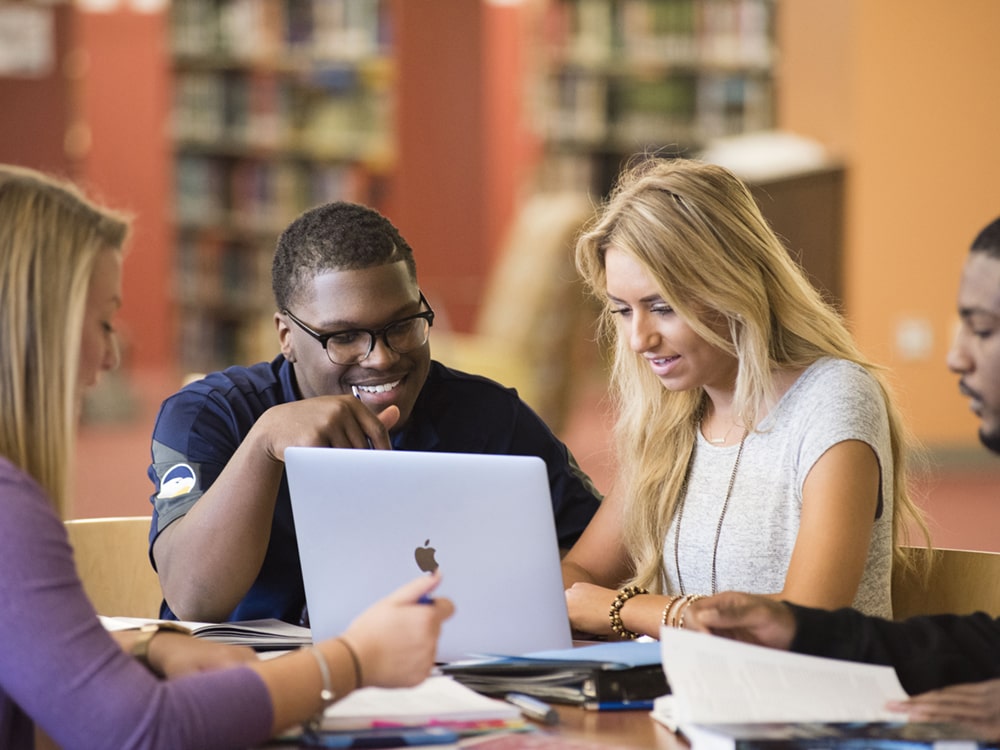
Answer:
0, 0, 997, 550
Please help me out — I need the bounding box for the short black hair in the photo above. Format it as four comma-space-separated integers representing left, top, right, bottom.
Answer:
971, 216, 1000, 260
272, 201, 417, 310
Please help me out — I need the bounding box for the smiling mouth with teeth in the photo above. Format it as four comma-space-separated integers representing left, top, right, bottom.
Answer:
356, 379, 402, 394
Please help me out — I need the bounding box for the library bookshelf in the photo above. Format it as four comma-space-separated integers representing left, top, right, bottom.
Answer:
169, 0, 394, 372
164, 0, 781, 373
534, 0, 777, 195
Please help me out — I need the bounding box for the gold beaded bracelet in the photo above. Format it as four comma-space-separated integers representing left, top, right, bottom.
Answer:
609, 585, 649, 640
660, 595, 684, 628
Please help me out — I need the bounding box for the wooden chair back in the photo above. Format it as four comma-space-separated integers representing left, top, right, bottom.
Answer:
64, 516, 163, 618
892, 546, 1000, 620
432, 191, 600, 431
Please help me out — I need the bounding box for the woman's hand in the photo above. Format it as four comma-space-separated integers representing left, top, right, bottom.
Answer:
565, 582, 618, 637
342, 572, 454, 688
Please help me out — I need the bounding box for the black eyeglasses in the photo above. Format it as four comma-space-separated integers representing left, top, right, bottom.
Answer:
283, 292, 435, 366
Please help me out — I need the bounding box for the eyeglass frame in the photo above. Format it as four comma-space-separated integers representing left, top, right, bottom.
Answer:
282, 291, 435, 365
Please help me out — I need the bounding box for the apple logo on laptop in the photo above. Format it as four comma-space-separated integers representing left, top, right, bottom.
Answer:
414, 539, 438, 573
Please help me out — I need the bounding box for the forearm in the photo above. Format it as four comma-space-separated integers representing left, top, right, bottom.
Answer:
252, 639, 360, 734
154, 431, 284, 620
560, 494, 630, 590
789, 604, 1000, 694
561, 559, 598, 588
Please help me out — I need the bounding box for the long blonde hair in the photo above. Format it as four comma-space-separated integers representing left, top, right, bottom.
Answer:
575, 158, 928, 591
0, 165, 129, 516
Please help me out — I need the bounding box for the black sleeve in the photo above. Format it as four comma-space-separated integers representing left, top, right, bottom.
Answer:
507, 400, 602, 549
788, 603, 1000, 694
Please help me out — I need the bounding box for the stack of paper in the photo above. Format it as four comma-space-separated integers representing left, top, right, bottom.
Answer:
320, 675, 524, 734
655, 628, 999, 749
656, 627, 907, 729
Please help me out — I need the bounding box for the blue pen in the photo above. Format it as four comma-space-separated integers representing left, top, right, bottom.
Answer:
302, 726, 458, 748
586, 699, 654, 712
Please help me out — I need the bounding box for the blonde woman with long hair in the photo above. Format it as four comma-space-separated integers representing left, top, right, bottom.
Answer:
563, 158, 927, 640
0, 164, 452, 749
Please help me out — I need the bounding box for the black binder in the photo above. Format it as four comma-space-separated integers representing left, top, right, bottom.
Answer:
441, 642, 669, 709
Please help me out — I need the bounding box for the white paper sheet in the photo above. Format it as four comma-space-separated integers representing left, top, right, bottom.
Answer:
659, 627, 908, 725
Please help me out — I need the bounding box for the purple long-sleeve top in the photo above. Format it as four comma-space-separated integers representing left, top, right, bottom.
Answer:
0, 458, 274, 749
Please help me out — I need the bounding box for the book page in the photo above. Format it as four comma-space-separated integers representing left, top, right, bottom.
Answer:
659, 627, 908, 725
98, 616, 311, 648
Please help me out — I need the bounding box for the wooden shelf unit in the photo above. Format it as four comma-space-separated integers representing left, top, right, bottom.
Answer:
168, 0, 395, 372
534, 0, 777, 196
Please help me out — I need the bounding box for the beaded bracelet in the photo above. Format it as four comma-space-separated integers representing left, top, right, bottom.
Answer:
609, 585, 649, 640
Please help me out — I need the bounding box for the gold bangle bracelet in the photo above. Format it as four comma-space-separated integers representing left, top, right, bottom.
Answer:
661, 595, 684, 627
336, 636, 363, 690
677, 594, 706, 629
305, 646, 336, 732
130, 621, 192, 676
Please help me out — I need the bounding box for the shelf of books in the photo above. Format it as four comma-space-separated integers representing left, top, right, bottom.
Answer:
169, 0, 394, 372
534, 0, 777, 195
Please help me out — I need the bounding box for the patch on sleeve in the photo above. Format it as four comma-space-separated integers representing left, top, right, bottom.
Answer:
156, 463, 199, 499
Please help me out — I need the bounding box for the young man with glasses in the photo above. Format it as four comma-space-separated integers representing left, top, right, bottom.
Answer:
147, 202, 602, 624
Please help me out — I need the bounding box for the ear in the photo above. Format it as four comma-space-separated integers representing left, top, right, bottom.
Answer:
276, 312, 296, 363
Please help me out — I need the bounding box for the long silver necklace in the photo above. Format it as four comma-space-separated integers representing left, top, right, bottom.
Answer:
673, 430, 748, 595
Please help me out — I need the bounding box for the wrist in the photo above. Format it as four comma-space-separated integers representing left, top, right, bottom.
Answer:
335, 636, 364, 690
131, 622, 192, 676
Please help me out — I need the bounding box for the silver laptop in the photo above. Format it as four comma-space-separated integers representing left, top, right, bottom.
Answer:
284, 446, 574, 663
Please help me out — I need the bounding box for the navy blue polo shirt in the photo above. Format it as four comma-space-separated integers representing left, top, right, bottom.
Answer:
148, 356, 602, 623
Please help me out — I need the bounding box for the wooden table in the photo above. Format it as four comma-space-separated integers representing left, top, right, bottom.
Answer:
265, 704, 687, 749
533, 704, 687, 748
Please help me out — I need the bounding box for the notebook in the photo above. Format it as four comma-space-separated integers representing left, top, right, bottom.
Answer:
284, 446, 574, 663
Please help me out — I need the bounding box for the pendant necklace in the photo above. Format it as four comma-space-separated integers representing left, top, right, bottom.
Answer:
674, 429, 748, 595
705, 416, 739, 445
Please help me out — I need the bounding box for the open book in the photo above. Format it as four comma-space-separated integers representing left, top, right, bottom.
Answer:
655, 628, 999, 749
100, 615, 312, 651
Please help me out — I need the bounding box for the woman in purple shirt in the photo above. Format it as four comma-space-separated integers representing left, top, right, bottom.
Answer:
0, 164, 454, 750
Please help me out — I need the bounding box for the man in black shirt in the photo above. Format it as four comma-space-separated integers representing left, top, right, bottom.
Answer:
149, 201, 601, 623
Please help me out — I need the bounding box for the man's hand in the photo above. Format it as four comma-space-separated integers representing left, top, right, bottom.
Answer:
684, 591, 797, 650
888, 679, 1000, 723
257, 395, 400, 460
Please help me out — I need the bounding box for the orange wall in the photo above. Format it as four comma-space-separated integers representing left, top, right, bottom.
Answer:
0, 6, 174, 374
390, 0, 531, 332
77, 9, 174, 375
778, 0, 1000, 450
